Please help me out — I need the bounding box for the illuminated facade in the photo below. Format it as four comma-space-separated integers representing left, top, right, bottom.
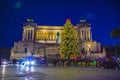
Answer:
10, 19, 106, 59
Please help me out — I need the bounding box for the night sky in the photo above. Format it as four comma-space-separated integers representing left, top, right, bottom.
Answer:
0, 0, 120, 48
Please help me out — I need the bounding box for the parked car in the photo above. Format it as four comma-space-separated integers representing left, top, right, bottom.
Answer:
101, 60, 120, 70
39, 57, 48, 66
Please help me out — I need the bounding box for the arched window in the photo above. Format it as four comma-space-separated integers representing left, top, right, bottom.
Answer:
24, 48, 27, 53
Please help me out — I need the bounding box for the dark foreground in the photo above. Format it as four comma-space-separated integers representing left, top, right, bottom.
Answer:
0, 65, 120, 80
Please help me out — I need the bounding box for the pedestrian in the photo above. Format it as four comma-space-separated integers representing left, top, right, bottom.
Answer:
0, 60, 1, 66
52, 58, 57, 66
13, 58, 17, 65
67, 59, 70, 66
73, 56, 79, 66
61, 59, 65, 66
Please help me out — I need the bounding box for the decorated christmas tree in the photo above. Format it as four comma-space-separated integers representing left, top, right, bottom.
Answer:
59, 18, 80, 59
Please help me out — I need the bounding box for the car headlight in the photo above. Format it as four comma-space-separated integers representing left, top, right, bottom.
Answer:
3, 61, 7, 64
31, 61, 35, 65
26, 61, 30, 65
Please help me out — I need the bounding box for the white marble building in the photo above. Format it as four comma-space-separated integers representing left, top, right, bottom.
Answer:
10, 19, 106, 60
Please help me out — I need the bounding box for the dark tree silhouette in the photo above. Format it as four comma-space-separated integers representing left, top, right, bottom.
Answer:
111, 28, 120, 57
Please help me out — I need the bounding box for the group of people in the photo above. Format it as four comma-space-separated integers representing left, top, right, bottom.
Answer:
0, 56, 97, 67
43, 56, 79, 67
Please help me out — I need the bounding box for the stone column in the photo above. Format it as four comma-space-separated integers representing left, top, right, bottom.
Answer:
87, 30, 89, 40
48, 32, 50, 40
39, 31, 40, 40
53, 32, 54, 41
52, 32, 54, 41
86, 30, 89, 41
53, 32, 55, 41
22, 29, 25, 41
44, 32, 46, 40
38, 31, 40, 40
51, 32, 52, 40
83, 30, 85, 41
90, 31, 92, 41
42, 32, 44, 40
45, 32, 47, 40
49, 32, 51, 41
81, 30, 83, 40
47, 32, 49, 40
36, 31, 37, 40
32, 30, 34, 41
37, 31, 38, 40
28, 30, 30, 40
80, 30, 83, 41
24, 30, 26, 41
26, 30, 28, 41
39, 32, 43, 40
28, 30, 30, 41
88, 31, 90, 41
30, 30, 31, 40
46, 32, 47, 40
55, 32, 57, 41
85, 30, 87, 41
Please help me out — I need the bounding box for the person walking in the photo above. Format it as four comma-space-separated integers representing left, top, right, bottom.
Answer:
13, 58, 17, 65
0, 60, 1, 66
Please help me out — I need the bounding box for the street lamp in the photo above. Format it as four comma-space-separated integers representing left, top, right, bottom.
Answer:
44, 38, 47, 57
44, 46, 46, 57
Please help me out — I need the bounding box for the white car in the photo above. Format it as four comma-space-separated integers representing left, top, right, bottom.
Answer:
23, 60, 36, 66
1, 60, 8, 65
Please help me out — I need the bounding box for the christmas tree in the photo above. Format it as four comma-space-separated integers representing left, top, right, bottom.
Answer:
59, 19, 80, 59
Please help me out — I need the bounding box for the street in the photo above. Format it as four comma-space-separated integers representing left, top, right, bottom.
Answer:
0, 65, 120, 80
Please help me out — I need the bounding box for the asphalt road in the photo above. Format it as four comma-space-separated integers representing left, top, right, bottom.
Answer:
0, 65, 120, 80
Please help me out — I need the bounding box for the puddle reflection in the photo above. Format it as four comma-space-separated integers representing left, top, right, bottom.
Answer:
0, 65, 38, 80
17, 65, 35, 72
24, 66, 34, 72
25, 76, 36, 80
1, 65, 7, 80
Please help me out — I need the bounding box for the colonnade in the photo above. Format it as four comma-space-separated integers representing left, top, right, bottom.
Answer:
79, 29, 92, 41
36, 31, 59, 41
22, 29, 34, 41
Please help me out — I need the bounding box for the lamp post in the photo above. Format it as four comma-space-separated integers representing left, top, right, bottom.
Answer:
44, 46, 46, 57
44, 38, 47, 57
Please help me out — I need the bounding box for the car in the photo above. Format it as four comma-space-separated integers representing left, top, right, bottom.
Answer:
24, 60, 36, 66
101, 60, 120, 70
16, 59, 25, 65
17, 56, 37, 66
39, 57, 48, 66
1, 59, 8, 65
96, 59, 105, 67
8, 60, 13, 65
